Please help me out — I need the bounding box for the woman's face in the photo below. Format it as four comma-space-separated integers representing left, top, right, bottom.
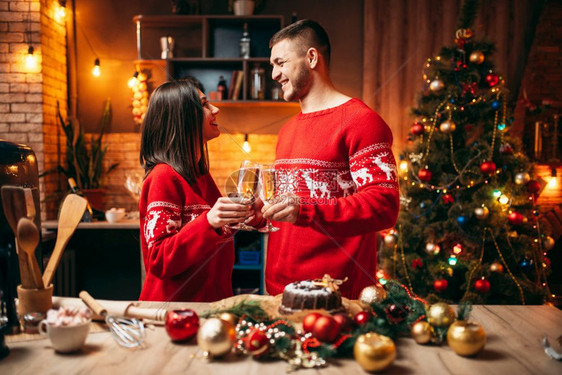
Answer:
199, 90, 220, 142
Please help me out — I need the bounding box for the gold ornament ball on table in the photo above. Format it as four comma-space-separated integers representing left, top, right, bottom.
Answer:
427, 302, 456, 327
447, 320, 486, 356
439, 120, 456, 134
411, 321, 434, 344
359, 285, 387, 309
218, 312, 238, 327
469, 51, 485, 64
197, 318, 237, 358
354, 333, 396, 372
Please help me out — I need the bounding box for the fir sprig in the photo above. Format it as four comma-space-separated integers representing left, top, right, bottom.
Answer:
200, 299, 270, 321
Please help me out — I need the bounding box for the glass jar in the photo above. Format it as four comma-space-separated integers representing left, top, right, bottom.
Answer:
250, 64, 265, 100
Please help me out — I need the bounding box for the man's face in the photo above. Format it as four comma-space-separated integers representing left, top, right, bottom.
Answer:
270, 39, 311, 102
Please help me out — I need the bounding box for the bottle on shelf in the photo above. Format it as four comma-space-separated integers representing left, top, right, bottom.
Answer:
217, 75, 228, 100
67, 177, 103, 222
250, 63, 265, 100
239, 22, 250, 59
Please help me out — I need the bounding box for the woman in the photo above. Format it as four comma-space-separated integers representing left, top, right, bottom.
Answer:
138, 79, 251, 302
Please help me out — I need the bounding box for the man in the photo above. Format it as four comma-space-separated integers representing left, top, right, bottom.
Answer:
262, 20, 399, 299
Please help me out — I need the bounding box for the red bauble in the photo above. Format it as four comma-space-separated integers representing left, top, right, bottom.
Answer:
165, 309, 200, 342
418, 168, 432, 182
411, 122, 425, 136
244, 328, 270, 356
442, 193, 454, 204
526, 180, 541, 194
433, 279, 448, 293
312, 315, 340, 343
302, 312, 323, 333
508, 212, 525, 226
332, 313, 353, 333
354, 311, 372, 327
474, 278, 491, 293
485, 73, 499, 87
480, 160, 497, 175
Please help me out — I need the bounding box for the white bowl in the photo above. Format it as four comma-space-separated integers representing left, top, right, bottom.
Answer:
105, 208, 126, 223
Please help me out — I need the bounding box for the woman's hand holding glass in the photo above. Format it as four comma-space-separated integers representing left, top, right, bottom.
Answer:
227, 160, 260, 231
207, 197, 252, 229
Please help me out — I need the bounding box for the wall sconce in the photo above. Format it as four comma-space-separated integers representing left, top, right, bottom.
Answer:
242, 134, 251, 153
547, 167, 558, 189
24, 46, 39, 72
92, 58, 101, 77
55, 0, 67, 23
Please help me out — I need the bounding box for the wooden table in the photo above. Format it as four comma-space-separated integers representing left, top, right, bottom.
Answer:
2, 304, 562, 374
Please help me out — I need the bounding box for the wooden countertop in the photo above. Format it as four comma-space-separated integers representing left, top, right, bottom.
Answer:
42, 219, 140, 230
2, 304, 562, 374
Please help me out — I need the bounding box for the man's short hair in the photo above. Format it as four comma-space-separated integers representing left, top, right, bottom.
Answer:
270, 19, 331, 66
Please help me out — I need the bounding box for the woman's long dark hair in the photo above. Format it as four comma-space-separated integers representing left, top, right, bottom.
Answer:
140, 79, 208, 184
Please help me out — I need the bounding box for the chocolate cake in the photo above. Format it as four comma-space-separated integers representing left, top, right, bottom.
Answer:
278, 279, 344, 315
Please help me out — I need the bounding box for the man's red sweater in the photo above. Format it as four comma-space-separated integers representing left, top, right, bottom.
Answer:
266, 98, 400, 299
139, 164, 234, 302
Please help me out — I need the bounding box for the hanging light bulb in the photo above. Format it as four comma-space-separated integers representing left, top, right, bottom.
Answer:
128, 71, 139, 88
92, 58, 101, 77
242, 134, 251, 153
55, 0, 66, 23
25, 46, 39, 72
547, 167, 558, 189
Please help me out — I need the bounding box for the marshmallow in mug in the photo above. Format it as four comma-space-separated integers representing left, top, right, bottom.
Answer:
46, 306, 91, 327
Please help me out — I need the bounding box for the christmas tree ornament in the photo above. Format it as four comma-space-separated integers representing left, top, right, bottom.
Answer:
218, 312, 238, 327
411, 258, 423, 269
425, 242, 441, 255
543, 236, 555, 251
354, 311, 371, 326
485, 73, 499, 87
469, 51, 485, 64
442, 193, 454, 204
514, 172, 531, 185
508, 212, 525, 226
429, 79, 445, 92
302, 312, 322, 333
312, 315, 339, 343
411, 321, 433, 344
165, 309, 200, 342
500, 143, 513, 155
411, 122, 425, 135
354, 333, 396, 372
457, 215, 468, 227
474, 277, 491, 293
384, 233, 398, 248
385, 304, 409, 324
461, 82, 477, 96
447, 320, 486, 356
427, 302, 456, 327
491, 100, 501, 110
519, 257, 533, 273
526, 180, 541, 194
439, 120, 456, 134
418, 168, 432, 182
490, 261, 504, 273
433, 278, 449, 293
358, 285, 387, 309
332, 313, 353, 333
243, 328, 269, 356
480, 160, 497, 175
197, 318, 236, 358
474, 206, 489, 220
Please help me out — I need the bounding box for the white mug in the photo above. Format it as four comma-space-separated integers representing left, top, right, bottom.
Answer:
38, 320, 90, 353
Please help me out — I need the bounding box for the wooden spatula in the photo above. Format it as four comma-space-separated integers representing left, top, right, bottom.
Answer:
1, 185, 35, 288
42, 194, 88, 287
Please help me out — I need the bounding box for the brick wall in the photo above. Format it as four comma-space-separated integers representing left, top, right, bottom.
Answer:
0, 0, 67, 219
100, 132, 277, 213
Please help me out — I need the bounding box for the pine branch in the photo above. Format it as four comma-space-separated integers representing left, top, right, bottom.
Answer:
457, 0, 480, 29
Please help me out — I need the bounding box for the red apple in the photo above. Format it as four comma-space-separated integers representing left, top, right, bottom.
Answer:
165, 309, 200, 342
333, 313, 353, 332
312, 315, 340, 343
302, 312, 322, 333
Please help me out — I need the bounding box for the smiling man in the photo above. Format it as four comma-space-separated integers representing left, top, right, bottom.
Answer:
263, 20, 400, 299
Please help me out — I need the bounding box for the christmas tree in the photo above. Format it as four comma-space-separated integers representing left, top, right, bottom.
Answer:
379, 0, 554, 305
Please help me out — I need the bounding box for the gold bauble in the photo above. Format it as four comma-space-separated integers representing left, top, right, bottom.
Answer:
469, 51, 485, 64
447, 320, 486, 356
359, 285, 387, 309
429, 79, 445, 92
514, 172, 531, 185
427, 302, 456, 327
543, 236, 555, 251
384, 234, 397, 248
411, 321, 433, 344
218, 312, 238, 327
439, 120, 456, 134
490, 261, 504, 273
474, 206, 489, 220
197, 318, 236, 358
354, 333, 396, 372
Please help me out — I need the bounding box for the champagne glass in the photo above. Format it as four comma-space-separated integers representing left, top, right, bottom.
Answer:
258, 164, 279, 233
228, 160, 259, 231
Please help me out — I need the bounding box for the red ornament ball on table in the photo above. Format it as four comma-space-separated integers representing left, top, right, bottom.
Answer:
433, 279, 448, 293
508, 212, 525, 226
480, 161, 497, 175
312, 315, 340, 343
333, 313, 353, 333
244, 328, 270, 356
302, 312, 322, 333
418, 168, 432, 182
354, 311, 372, 326
474, 278, 491, 293
165, 309, 200, 342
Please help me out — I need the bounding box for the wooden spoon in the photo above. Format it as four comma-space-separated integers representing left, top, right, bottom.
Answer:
17, 217, 44, 289
1, 185, 35, 288
42, 194, 88, 287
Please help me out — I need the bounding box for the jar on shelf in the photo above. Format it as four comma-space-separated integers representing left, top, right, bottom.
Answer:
250, 64, 265, 100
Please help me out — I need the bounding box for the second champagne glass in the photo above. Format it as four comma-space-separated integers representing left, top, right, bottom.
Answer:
229, 160, 259, 231
258, 164, 279, 233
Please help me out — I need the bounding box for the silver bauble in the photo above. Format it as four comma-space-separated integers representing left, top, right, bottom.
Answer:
514, 172, 531, 185
425, 242, 440, 255
439, 120, 456, 134
384, 234, 398, 248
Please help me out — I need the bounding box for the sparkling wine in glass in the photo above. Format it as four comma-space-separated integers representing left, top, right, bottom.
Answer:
258, 164, 279, 233
229, 160, 259, 231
